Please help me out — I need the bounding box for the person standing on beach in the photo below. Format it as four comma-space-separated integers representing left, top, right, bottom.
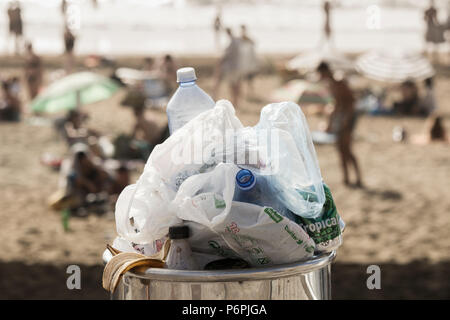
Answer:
213, 9, 222, 50
61, 0, 68, 15
214, 28, 242, 108
317, 62, 362, 187
24, 43, 43, 100
63, 24, 76, 73
424, 0, 445, 61
239, 25, 259, 98
7, 1, 24, 55
321, 1, 333, 48
158, 54, 177, 93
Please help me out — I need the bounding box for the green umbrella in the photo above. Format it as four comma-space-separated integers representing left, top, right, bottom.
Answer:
31, 71, 120, 113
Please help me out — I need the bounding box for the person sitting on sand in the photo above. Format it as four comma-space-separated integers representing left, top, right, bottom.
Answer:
0, 79, 22, 122
317, 62, 363, 187
66, 145, 109, 213
24, 42, 43, 100
108, 165, 130, 204
411, 115, 450, 145
392, 80, 423, 116
61, 110, 99, 146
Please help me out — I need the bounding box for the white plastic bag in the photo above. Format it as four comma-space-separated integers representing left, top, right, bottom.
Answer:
114, 100, 242, 245
114, 169, 178, 244
172, 163, 316, 267
114, 99, 326, 253
148, 99, 243, 191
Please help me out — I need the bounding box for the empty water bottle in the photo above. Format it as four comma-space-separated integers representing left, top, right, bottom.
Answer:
233, 169, 291, 217
234, 169, 260, 204
166, 67, 215, 134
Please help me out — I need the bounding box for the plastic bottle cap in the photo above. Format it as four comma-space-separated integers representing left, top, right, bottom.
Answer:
168, 225, 190, 239
236, 169, 256, 190
176, 67, 197, 83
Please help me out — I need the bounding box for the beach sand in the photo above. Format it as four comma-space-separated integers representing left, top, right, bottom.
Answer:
0, 55, 449, 299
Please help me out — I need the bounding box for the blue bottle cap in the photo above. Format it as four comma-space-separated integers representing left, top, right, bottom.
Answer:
236, 169, 256, 190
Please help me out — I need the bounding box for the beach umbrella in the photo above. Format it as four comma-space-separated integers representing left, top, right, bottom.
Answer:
271, 79, 333, 106
355, 50, 435, 83
31, 71, 120, 113
286, 47, 354, 73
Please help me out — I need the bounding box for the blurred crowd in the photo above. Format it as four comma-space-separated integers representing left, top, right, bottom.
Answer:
1, 0, 449, 220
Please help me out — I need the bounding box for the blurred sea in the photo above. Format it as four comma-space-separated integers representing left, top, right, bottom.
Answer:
0, 0, 449, 56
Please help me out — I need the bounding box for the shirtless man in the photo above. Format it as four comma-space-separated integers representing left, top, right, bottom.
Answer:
317, 62, 362, 187
24, 43, 43, 100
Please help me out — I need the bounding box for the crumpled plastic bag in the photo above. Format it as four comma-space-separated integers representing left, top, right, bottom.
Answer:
114, 99, 328, 254
172, 163, 316, 267
115, 100, 242, 244
255, 102, 325, 218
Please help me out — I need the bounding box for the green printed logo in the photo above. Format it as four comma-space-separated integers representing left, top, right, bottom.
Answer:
284, 225, 303, 245
214, 195, 226, 208
305, 245, 315, 253
264, 207, 283, 223
296, 184, 342, 245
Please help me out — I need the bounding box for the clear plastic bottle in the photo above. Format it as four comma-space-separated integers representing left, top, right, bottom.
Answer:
165, 225, 198, 270
233, 169, 261, 205
233, 169, 290, 217
166, 67, 215, 134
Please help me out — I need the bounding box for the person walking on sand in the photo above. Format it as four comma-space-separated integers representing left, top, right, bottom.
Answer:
424, 0, 445, 61
317, 62, 362, 187
214, 28, 242, 108
24, 42, 43, 100
7, 1, 24, 55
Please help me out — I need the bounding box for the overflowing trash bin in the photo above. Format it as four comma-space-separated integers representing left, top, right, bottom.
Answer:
102, 67, 344, 300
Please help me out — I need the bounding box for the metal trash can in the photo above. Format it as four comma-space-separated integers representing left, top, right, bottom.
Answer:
107, 250, 336, 300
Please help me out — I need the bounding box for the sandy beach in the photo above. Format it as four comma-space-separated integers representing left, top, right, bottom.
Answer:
0, 52, 449, 299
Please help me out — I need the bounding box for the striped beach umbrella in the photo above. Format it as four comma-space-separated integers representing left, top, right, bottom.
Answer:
356, 50, 435, 83
286, 47, 354, 73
